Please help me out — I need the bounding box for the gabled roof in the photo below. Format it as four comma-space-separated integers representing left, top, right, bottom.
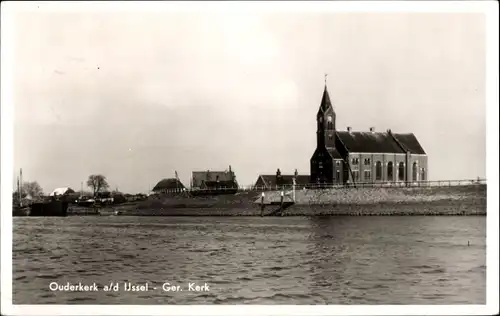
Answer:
49, 187, 75, 196
256, 175, 310, 187
391, 133, 426, 155
202, 180, 238, 189
153, 178, 185, 191
192, 171, 234, 182
317, 85, 333, 114
336, 131, 426, 155
336, 131, 406, 153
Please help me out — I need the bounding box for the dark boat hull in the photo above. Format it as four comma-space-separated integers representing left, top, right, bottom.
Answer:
76, 201, 95, 207
13, 206, 31, 217
29, 201, 68, 217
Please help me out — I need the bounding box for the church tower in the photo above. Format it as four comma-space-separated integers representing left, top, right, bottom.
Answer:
310, 77, 339, 185
316, 84, 336, 149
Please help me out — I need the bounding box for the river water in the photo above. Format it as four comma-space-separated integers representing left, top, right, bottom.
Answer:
13, 216, 485, 304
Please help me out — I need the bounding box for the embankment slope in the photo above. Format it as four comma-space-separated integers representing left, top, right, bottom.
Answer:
101, 184, 486, 216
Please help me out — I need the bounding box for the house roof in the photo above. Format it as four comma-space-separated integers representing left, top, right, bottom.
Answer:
256, 175, 310, 187
192, 171, 234, 182
49, 187, 75, 196
336, 131, 406, 154
202, 180, 238, 188
153, 178, 185, 191
391, 133, 426, 155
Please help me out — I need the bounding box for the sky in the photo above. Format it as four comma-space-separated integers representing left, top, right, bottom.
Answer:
8, 4, 487, 194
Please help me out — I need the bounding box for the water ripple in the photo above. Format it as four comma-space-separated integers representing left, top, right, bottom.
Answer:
13, 215, 486, 304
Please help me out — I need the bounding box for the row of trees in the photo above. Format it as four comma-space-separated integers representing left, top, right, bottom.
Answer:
14, 174, 110, 198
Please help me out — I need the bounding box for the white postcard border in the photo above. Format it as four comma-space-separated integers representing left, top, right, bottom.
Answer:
1, 1, 498, 315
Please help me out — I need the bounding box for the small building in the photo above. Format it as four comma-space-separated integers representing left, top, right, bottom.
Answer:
152, 178, 186, 194
191, 166, 238, 190
254, 169, 310, 190
49, 187, 75, 196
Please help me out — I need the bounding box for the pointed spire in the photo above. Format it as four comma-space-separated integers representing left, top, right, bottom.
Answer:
319, 83, 333, 112
317, 74, 333, 115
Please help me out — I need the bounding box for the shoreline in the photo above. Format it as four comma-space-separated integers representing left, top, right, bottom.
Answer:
51, 184, 486, 217
75, 198, 486, 217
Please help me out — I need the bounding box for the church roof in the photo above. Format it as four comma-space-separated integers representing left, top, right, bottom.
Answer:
336, 131, 426, 154
317, 85, 333, 114
336, 131, 406, 153
327, 147, 343, 159
391, 133, 426, 155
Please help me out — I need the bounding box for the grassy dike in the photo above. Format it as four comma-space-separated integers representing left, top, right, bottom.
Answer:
92, 184, 486, 216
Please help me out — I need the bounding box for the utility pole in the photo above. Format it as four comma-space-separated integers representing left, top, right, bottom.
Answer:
20, 168, 23, 197
175, 171, 179, 192
17, 176, 21, 206
19, 169, 23, 207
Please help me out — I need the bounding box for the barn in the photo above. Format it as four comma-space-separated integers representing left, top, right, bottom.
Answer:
152, 178, 186, 194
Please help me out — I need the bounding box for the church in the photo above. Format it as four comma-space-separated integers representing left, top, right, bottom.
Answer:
310, 83, 428, 185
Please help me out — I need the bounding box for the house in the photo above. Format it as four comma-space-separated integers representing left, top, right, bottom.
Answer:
191, 166, 238, 190
49, 187, 75, 196
310, 83, 428, 185
254, 169, 310, 189
152, 178, 186, 194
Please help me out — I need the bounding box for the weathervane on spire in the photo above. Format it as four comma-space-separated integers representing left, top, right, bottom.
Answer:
324, 73, 328, 85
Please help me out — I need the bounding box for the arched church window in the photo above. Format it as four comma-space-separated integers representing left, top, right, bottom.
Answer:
421, 168, 426, 181
376, 161, 382, 180
412, 162, 418, 181
327, 116, 333, 129
387, 162, 393, 180
398, 162, 405, 181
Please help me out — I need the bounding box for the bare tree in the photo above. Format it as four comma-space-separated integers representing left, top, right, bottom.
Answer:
23, 181, 44, 198
14, 181, 43, 199
87, 175, 109, 197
